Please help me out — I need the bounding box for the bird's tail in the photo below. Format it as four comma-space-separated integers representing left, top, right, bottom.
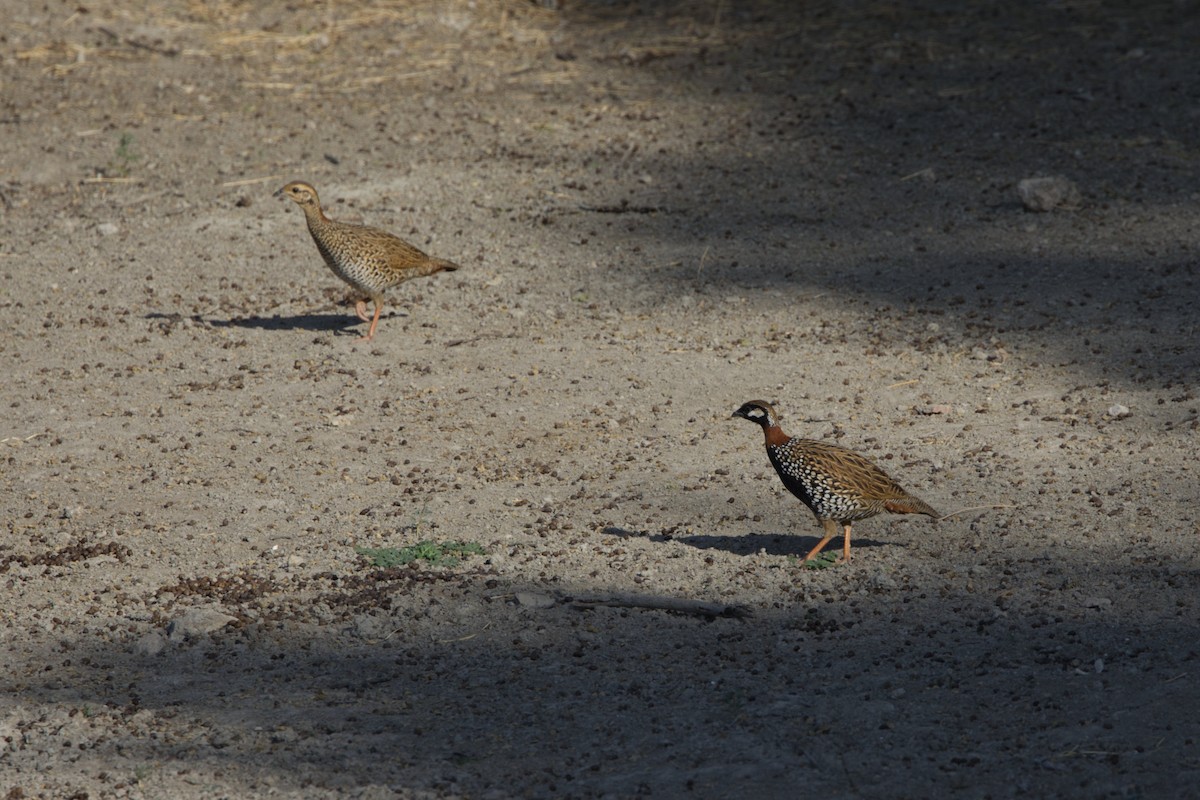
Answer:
884, 496, 940, 519
427, 257, 460, 273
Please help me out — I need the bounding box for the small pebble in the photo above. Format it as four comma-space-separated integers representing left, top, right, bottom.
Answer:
351, 613, 392, 640
515, 591, 556, 609
1018, 176, 1081, 212
167, 607, 238, 641
133, 632, 168, 657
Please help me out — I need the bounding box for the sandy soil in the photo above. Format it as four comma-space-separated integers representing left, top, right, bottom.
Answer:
2, 1, 1199, 797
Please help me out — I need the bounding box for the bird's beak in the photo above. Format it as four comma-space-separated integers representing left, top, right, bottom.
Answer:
272, 188, 284, 198
730, 410, 744, 420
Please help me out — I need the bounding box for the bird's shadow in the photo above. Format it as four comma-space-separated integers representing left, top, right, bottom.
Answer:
603, 525, 892, 558
211, 312, 357, 333
145, 311, 402, 334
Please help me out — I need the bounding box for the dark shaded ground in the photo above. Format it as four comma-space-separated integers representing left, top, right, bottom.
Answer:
2, 1, 1199, 798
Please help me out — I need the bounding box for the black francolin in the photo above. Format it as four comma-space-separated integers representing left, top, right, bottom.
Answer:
276, 181, 460, 341
731, 400, 939, 564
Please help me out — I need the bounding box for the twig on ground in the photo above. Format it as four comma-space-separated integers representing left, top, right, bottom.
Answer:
2, 433, 45, 446
445, 332, 516, 347
937, 504, 1016, 521
568, 593, 750, 619
221, 176, 283, 188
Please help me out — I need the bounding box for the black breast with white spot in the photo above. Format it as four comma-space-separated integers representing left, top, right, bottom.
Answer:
767, 441, 869, 521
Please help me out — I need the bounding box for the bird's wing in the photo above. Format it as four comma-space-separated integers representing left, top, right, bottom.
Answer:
353, 224, 432, 264
792, 439, 913, 501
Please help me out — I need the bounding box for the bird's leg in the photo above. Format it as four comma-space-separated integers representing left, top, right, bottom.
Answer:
802, 518, 841, 564
354, 299, 372, 323
358, 301, 383, 342
840, 523, 852, 563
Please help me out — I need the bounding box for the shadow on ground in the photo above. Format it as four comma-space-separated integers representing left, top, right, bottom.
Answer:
11, 552, 1197, 797
145, 312, 387, 335
207, 313, 363, 334
605, 523, 895, 559
530, 0, 1200, 384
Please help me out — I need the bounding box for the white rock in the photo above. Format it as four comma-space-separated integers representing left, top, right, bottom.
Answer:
351, 613, 392, 640
1018, 176, 1081, 212
515, 591, 556, 609
134, 632, 168, 657
166, 607, 238, 641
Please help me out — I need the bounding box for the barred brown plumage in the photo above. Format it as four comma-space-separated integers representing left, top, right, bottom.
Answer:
732, 400, 939, 565
276, 181, 460, 341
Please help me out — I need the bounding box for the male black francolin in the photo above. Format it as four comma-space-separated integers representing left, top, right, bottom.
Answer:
276, 181, 460, 341
732, 400, 939, 565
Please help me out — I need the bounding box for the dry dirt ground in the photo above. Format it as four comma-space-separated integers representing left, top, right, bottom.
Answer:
2, 1, 1199, 798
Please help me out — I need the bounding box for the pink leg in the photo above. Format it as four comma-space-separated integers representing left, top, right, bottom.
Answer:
355, 299, 372, 323
358, 302, 383, 341
802, 518, 840, 563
